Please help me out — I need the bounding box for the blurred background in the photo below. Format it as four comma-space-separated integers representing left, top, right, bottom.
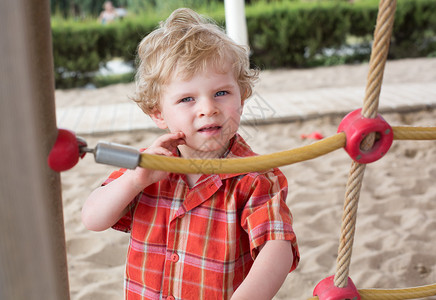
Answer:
50, 0, 436, 89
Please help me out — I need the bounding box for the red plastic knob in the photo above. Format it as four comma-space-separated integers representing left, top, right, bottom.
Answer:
48, 129, 82, 172
313, 275, 360, 300
337, 109, 393, 164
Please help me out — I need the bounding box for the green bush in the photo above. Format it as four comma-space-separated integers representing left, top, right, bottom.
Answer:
246, 0, 436, 68
390, 0, 436, 58
51, 16, 159, 88
246, 2, 351, 68
51, 0, 436, 89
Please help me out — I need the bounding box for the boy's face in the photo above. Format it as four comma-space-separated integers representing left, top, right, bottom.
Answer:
151, 64, 243, 159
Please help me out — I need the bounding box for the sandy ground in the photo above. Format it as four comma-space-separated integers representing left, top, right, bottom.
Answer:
58, 58, 436, 299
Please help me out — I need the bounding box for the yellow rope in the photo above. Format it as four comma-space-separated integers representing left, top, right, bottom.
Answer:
308, 283, 436, 300
140, 133, 346, 174
139, 126, 436, 174
392, 126, 436, 140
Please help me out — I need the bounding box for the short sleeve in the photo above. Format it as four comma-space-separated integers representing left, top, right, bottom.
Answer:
240, 169, 299, 272
101, 168, 137, 233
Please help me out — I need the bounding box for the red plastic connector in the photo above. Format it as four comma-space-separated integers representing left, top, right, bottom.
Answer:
301, 131, 325, 140
313, 275, 360, 300
48, 128, 86, 172
337, 108, 393, 164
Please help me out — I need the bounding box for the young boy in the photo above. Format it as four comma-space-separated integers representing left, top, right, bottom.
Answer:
82, 8, 299, 300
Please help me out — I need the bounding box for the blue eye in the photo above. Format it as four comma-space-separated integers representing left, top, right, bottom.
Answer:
180, 97, 194, 103
215, 91, 228, 97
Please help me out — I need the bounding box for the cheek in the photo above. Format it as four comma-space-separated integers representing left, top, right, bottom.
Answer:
224, 107, 242, 130
166, 112, 189, 131
229, 103, 243, 118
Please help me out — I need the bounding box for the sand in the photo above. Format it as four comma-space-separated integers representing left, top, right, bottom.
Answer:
58, 58, 436, 300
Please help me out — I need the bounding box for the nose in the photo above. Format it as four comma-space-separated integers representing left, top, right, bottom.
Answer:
198, 97, 218, 117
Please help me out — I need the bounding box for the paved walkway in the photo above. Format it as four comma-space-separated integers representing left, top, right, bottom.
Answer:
56, 82, 436, 135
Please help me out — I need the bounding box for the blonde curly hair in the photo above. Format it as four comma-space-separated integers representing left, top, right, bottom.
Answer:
132, 8, 259, 115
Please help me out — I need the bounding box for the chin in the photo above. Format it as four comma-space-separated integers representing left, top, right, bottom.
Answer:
194, 141, 228, 156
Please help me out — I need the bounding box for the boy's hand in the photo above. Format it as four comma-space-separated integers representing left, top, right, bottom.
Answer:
128, 132, 186, 189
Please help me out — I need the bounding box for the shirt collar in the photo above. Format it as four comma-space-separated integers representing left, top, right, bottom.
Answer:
215, 133, 257, 180
173, 133, 257, 184
224, 133, 257, 159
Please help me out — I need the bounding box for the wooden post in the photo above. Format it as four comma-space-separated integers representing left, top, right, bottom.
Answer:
224, 0, 249, 47
0, 0, 70, 299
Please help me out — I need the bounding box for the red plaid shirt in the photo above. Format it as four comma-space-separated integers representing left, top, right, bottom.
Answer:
104, 134, 299, 300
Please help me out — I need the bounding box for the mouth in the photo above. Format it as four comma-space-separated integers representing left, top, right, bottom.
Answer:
198, 125, 222, 133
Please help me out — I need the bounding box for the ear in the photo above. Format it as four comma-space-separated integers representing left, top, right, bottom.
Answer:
150, 109, 168, 129
239, 98, 245, 115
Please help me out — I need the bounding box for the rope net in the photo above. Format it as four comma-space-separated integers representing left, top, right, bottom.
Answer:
334, 0, 397, 288
136, 0, 436, 298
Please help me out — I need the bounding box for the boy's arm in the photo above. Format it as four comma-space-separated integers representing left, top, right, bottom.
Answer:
81, 169, 151, 231
231, 240, 294, 300
82, 132, 185, 232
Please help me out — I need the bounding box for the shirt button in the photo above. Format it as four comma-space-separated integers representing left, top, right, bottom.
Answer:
167, 296, 175, 300
170, 253, 179, 262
